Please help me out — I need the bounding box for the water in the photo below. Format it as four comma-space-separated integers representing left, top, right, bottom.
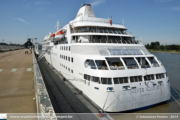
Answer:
112, 52, 180, 119
39, 49, 180, 113
38, 49, 42, 54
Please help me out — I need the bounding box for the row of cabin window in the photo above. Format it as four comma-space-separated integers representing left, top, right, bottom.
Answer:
60, 55, 73, 62
60, 46, 71, 51
84, 73, 166, 84
144, 73, 165, 81
84, 74, 111, 84
60, 63, 73, 73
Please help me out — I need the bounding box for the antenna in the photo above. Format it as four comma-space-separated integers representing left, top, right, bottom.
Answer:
55, 19, 60, 32
122, 17, 124, 25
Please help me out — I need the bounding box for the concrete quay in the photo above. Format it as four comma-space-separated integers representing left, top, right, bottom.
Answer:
0, 49, 36, 113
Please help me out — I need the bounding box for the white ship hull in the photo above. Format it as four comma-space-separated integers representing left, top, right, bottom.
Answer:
42, 43, 170, 112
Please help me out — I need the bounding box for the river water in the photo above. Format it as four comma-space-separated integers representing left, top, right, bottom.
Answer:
39, 49, 180, 115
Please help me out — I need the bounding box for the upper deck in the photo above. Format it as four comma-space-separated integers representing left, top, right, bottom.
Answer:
70, 17, 126, 29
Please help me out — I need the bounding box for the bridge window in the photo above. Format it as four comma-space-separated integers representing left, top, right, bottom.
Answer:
84, 59, 96, 69
95, 60, 108, 70
113, 77, 128, 84
101, 78, 112, 85
122, 58, 139, 69
106, 58, 125, 70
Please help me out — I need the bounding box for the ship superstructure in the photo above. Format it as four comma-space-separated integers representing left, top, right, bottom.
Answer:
42, 4, 170, 112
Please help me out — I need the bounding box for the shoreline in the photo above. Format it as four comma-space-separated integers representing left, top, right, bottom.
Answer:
148, 49, 180, 54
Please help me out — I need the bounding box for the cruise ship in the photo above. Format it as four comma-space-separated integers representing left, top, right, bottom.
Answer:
42, 4, 170, 112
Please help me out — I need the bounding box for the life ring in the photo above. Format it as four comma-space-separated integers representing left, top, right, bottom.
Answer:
97, 110, 105, 117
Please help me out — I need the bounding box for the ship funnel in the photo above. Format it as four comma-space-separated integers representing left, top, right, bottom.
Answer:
76, 4, 95, 18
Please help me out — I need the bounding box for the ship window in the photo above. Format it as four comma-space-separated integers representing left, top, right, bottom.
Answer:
84, 59, 96, 69
68, 57, 70, 61
66, 56, 67, 60
69, 46, 71, 51
136, 57, 151, 68
84, 74, 91, 81
71, 70, 73, 73
147, 57, 159, 67
156, 73, 165, 79
92, 76, 100, 84
113, 78, 119, 84
95, 60, 108, 70
60, 55, 61, 58
130, 76, 143, 82
122, 58, 139, 69
101, 78, 112, 85
72, 58, 73, 62
68, 68, 70, 71
106, 58, 125, 70
113, 77, 128, 84
144, 74, 154, 81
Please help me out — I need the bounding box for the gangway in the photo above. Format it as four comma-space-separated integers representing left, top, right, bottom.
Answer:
37, 48, 51, 61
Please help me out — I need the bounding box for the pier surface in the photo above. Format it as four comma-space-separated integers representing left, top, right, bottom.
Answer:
0, 49, 36, 113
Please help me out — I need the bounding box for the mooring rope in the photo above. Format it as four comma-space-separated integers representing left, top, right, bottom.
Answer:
104, 91, 124, 111
102, 92, 110, 111
170, 83, 180, 96
163, 85, 180, 106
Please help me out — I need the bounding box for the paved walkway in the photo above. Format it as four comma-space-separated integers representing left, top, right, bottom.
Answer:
0, 49, 36, 113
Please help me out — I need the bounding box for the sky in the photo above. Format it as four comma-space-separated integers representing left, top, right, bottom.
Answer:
0, 0, 180, 45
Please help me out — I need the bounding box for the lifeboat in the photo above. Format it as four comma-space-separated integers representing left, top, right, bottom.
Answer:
55, 30, 64, 41
50, 33, 55, 37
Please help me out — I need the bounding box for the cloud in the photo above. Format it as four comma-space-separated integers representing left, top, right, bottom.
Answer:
34, 1, 50, 5
155, 0, 174, 2
163, 6, 180, 11
90, 0, 105, 6
14, 18, 29, 24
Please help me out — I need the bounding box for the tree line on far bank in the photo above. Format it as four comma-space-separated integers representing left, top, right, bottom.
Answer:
145, 41, 180, 51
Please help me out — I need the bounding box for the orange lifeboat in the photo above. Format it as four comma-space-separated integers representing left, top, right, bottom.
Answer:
50, 33, 55, 37
55, 30, 64, 41
55, 30, 64, 35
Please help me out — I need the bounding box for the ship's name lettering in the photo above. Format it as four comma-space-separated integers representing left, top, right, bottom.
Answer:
129, 86, 159, 94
